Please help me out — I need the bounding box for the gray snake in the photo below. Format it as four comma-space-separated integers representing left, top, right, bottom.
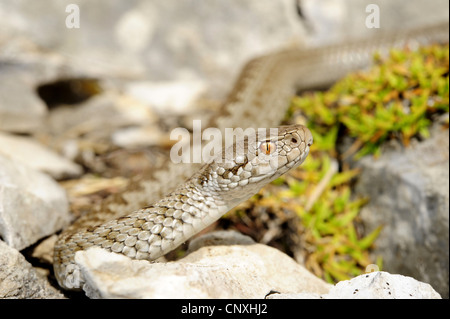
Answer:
54, 22, 449, 290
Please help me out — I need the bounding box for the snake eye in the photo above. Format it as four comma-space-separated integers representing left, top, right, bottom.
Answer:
259, 141, 277, 155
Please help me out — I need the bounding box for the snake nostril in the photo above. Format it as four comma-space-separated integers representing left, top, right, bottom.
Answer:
291, 138, 297, 144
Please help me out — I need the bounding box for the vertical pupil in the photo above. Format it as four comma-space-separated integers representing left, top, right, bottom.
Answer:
260, 142, 275, 154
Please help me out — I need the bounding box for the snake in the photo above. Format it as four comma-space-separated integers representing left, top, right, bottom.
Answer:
53, 21, 449, 291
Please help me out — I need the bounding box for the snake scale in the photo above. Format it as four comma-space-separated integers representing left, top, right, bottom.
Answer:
54, 22, 449, 290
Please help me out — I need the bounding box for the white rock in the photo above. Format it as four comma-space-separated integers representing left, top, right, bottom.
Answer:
0, 154, 71, 250
325, 272, 441, 299
125, 80, 207, 116
0, 240, 64, 299
75, 233, 331, 298
0, 132, 82, 179
111, 126, 169, 148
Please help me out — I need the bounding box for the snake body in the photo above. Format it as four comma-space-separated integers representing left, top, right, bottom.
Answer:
54, 22, 449, 290
55, 126, 313, 289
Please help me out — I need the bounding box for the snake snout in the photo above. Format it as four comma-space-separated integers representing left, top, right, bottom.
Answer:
305, 127, 313, 147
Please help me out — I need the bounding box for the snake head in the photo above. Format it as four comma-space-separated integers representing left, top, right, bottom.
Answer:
198, 124, 313, 203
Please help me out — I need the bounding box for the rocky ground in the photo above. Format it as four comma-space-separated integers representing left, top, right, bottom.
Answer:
0, 0, 448, 299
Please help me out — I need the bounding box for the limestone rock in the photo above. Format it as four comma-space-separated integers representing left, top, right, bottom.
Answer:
124, 80, 208, 116
0, 70, 47, 133
299, 0, 449, 46
355, 127, 449, 298
268, 271, 441, 299
0, 132, 82, 179
0, 240, 64, 299
325, 271, 441, 299
75, 232, 331, 298
0, 154, 71, 250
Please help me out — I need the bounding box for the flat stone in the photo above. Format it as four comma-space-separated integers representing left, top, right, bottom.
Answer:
0, 132, 82, 179
0, 69, 47, 133
0, 240, 64, 299
124, 80, 207, 116
0, 154, 71, 250
268, 271, 441, 299
325, 271, 441, 299
75, 232, 331, 298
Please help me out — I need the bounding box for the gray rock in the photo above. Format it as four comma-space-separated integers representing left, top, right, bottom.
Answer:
355, 127, 449, 298
0, 41, 87, 134
0, 69, 48, 133
0, 240, 64, 299
0, 132, 82, 179
75, 232, 331, 298
300, 0, 449, 46
124, 80, 208, 116
186, 230, 256, 254
46, 92, 159, 142
269, 271, 441, 299
325, 271, 441, 299
0, 154, 71, 250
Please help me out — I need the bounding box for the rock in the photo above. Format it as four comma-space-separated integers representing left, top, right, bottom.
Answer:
124, 80, 208, 116
325, 271, 441, 299
0, 154, 71, 250
0, 132, 82, 179
0, 40, 89, 134
354, 126, 449, 298
0, 240, 64, 298
0, 0, 305, 99
0, 69, 48, 133
46, 92, 158, 141
268, 271, 441, 299
75, 231, 331, 298
186, 230, 256, 254
111, 126, 170, 148
299, 0, 449, 46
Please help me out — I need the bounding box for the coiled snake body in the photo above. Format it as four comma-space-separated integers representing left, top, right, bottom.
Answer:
54, 22, 449, 290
